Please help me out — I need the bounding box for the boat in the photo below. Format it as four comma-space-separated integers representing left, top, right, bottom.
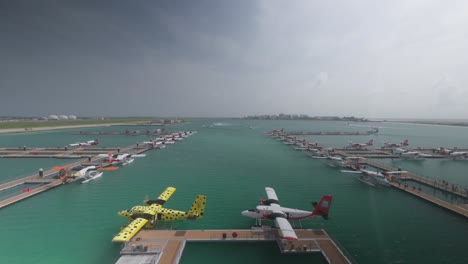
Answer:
81, 170, 103, 184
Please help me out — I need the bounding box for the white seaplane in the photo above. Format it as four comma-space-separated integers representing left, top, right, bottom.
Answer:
346, 139, 373, 149
383, 139, 408, 148
98, 153, 146, 166
436, 147, 468, 160
241, 187, 332, 240
142, 139, 165, 149
341, 167, 407, 186
69, 139, 99, 147
81, 170, 103, 184
393, 148, 431, 160
312, 152, 364, 168
62, 165, 103, 184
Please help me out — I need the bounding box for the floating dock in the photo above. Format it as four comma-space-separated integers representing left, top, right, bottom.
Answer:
285, 131, 376, 136
115, 228, 352, 264
333, 151, 468, 218
268, 133, 468, 219
0, 144, 152, 209
0, 146, 143, 159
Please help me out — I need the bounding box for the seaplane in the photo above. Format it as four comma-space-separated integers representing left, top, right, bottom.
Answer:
69, 139, 98, 147
142, 139, 165, 148
341, 166, 407, 186
53, 165, 98, 184
241, 187, 332, 240
436, 147, 468, 160
346, 139, 373, 149
383, 140, 408, 148
112, 187, 207, 243
52, 164, 117, 184
311, 151, 364, 168
393, 148, 431, 160
98, 153, 146, 166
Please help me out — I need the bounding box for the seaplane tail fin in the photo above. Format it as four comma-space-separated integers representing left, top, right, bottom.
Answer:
312, 195, 332, 219
186, 195, 207, 220
108, 153, 114, 163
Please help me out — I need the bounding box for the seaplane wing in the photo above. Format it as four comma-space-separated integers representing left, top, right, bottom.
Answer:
130, 154, 146, 158
112, 218, 149, 243
265, 187, 279, 202
386, 170, 408, 174
340, 170, 362, 174
145, 186, 176, 206
274, 215, 298, 240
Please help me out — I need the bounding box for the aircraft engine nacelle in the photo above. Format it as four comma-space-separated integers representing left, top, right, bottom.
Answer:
267, 211, 287, 220
259, 199, 279, 205
129, 213, 153, 220
145, 199, 166, 206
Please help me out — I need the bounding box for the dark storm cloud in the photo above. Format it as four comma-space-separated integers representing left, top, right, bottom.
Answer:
1, 0, 468, 118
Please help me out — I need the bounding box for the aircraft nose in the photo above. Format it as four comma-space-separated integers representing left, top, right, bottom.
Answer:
117, 210, 129, 217
242, 210, 256, 217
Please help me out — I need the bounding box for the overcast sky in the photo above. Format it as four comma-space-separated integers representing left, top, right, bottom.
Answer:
1, 0, 468, 118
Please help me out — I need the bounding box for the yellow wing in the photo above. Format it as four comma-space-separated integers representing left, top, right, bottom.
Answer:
112, 218, 148, 243
144, 186, 176, 206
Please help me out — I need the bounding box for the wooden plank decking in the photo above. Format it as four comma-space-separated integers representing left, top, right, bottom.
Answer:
0, 144, 150, 209
117, 229, 352, 264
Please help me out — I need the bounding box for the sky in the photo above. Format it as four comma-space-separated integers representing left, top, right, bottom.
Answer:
1, 0, 468, 119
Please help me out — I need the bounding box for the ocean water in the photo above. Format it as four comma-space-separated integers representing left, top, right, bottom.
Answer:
0, 119, 467, 264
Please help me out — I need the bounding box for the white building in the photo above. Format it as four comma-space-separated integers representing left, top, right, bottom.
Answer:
68, 115, 77, 120
59, 115, 69, 120
48, 115, 59, 120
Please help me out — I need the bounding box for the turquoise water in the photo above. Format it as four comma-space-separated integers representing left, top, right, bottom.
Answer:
0, 119, 467, 264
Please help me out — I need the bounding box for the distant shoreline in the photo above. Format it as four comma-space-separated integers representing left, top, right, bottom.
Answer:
0, 123, 125, 134
385, 121, 468, 127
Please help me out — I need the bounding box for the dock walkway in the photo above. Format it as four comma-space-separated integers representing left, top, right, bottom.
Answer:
116, 229, 351, 264
269, 134, 468, 219
331, 150, 468, 218
0, 144, 150, 209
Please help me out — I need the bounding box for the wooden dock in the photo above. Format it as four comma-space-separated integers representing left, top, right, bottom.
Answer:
0, 146, 140, 159
115, 228, 352, 264
331, 151, 468, 218
269, 135, 468, 219
389, 182, 468, 217
286, 131, 376, 136
0, 144, 151, 209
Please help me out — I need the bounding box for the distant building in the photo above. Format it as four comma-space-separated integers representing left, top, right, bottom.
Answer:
59, 115, 69, 120
68, 115, 77, 120
48, 115, 59, 120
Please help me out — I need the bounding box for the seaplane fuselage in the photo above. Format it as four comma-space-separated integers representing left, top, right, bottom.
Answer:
242, 204, 317, 221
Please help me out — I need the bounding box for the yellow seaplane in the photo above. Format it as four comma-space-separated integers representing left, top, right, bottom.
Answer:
112, 187, 206, 243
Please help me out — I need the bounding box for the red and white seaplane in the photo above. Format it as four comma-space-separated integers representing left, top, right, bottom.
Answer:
69, 139, 99, 147
436, 147, 468, 160
241, 187, 332, 240
98, 153, 146, 166
393, 147, 431, 160
341, 165, 407, 187
311, 150, 364, 168
142, 139, 165, 149
383, 139, 408, 148
346, 139, 373, 149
